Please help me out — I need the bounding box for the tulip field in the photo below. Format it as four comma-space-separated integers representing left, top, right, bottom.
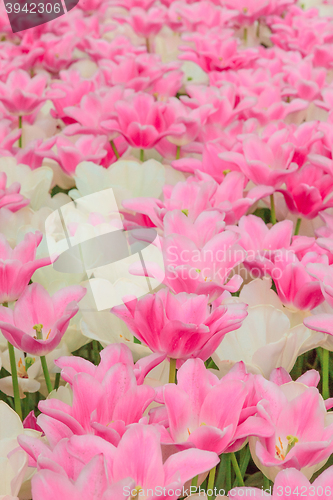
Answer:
1, 0, 333, 499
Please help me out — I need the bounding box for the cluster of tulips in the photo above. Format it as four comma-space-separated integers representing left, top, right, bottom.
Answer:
2, 0, 333, 499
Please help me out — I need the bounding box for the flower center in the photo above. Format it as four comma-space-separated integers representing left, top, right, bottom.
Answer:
33, 324, 51, 341
131, 486, 143, 498
17, 357, 35, 378
195, 269, 212, 282
181, 209, 189, 216
275, 435, 298, 461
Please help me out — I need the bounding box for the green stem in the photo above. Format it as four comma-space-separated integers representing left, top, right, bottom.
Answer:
7, 342, 22, 419
322, 348, 330, 400
40, 356, 53, 394
215, 454, 227, 491
317, 347, 333, 380
146, 37, 150, 53
230, 452, 244, 487
140, 149, 145, 162
206, 358, 216, 369
263, 475, 271, 491
23, 392, 30, 419
33, 325, 53, 394
110, 140, 120, 159
168, 358, 177, 384
270, 194, 276, 225
18, 115, 22, 148
225, 454, 232, 492
294, 217, 302, 236
233, 446, 251, 487
244, 27, 248, 43
191, 475, 198, 491
256, 20, 260, 38
176, 145, 181, 160
294, 355, 303, 379
92, 340, 100, 365
207, 466, 216, 500
54, 372, 61, 390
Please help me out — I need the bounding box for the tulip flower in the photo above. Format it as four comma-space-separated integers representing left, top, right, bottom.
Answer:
0, 282, 86, 356
304, 262, 333, 335
0, 231, 52, 304
0, 172, 29, 212
112, 288, 248, 362
34, 345, 158, 444
0, 401, 40, 498
151, 358, 273, 455
249, 378, 333, 480
263, 250, 325, 312
24, 425, 219, 500
101, 92, 186, 150
0, 69, 47, 115
220, 131, 298, 189
229, 466, 333, 499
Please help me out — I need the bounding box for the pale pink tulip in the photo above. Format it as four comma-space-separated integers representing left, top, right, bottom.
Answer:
0, 232, 51, 304
0, 282, 86, 355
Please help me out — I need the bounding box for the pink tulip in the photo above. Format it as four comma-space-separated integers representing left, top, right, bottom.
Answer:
222, 0, 270, 25
211, 171, 274, 224
35, 345, 157, 444
113, 6, 167, 39
151, 358, 273, 455
99, 53, 182, 98
172, 140, 235, 183
36, 33, 78, 74
26, 425, 219, 500
249, 378, 333, 480
284, 60, 326, 102
235, 215, 293, 255
14, 138, 45, 170
304, 263, 333, 335
32, 456, 133, 500
63, 87, 133, 138
269, 367, 320, 389
0, 232, 51, 304
179, 29, 258, 73
112, 288, 248, 361
84, 35, 145, 64
101, 92, 186, 150
0, 172, 29, 212
36, 135, 109, 176
158, 97, 212, 147
288, 121, 323, 168
278, 163, 333, 219
0, 282, 86, 356
0, 119, 22, 155
56, 343, 163, 386
240, 85, 308, 126
178, 84, 257, 142
168, 1, 237, 32
123, 172, 217, 230
263, 250, 325, 311
163, 210, 226, 248
159, 231, 246, 297
0, 69, 47, 115
47, 69, 96, 123
230, 466, 333, 499
230, 215, 293, 276
269, 7, 331, 57
23, 410, 43, 432
220, 130, 298, 188
113, 0, 156, 9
